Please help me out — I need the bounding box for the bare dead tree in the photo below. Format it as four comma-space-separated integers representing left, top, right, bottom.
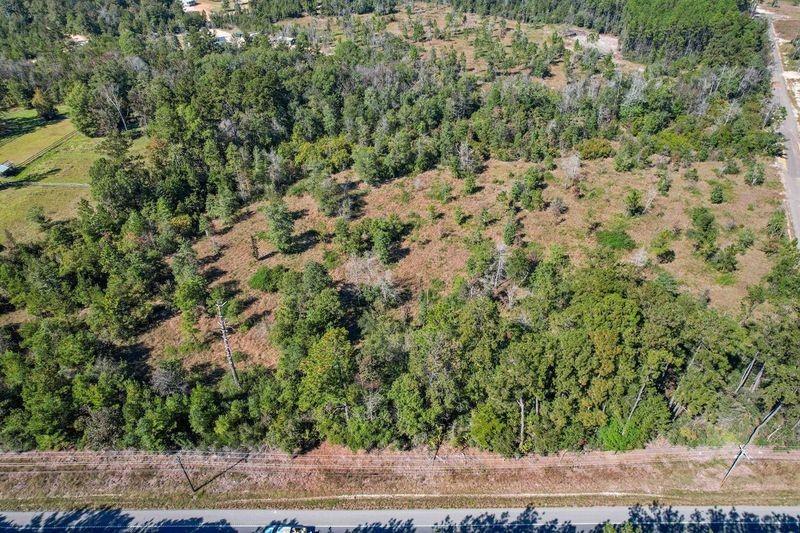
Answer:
518, 397, 526, 448
623, 382, 647, 435
98, 83, 128, 132
643, 187, 658, 213
750, 363, 765, 393
629, 248, 648, 268
735, 356, 757, 393
562, 153, 581, 190
491, 243, 508, 290
766, 424, 783, 441
215, 301, 241, 389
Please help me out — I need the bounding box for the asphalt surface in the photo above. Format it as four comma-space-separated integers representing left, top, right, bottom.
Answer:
1, 507, 800, 531
767, 15, 800, 240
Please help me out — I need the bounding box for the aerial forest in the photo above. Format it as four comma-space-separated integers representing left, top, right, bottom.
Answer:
0, 0, 798, 455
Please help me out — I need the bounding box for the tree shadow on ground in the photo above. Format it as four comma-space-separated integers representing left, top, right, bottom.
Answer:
0, 168, 60, 190
292, 229, 319, 254
1, 505, 799, 532
0, 113, 55, 140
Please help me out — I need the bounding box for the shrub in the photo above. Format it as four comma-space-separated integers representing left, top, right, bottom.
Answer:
745, 163, 765, 186
503, 217, 519, 246
506, 247, 537, 285
710, 183, 725, 204
722, 160, 740, 175
684, 168, 699, 182
454, 207, 469, 226
249, 265, 289, 293
711, 245, 738, 272
651, 229, 675, 263
597, 228, 636, 250
578, 138, 616, 160
463, 173, 478, 195
738, 228, 755, 250
625, 190, 644, 216
657, 172, 671, 196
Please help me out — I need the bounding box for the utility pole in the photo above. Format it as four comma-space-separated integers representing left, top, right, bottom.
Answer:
721, 402, 782, 486
216, 301, 241, 389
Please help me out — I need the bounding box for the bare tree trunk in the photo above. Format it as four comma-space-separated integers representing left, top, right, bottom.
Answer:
767, 424, 783, 441
623, 382, 646, 435
736, 357, 757, 393
750, 363, 765, 393
216, 302, 241, 389
517, 397, 525, 448
250, 234, 259, 260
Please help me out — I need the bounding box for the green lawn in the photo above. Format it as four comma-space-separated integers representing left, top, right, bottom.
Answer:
0, 116, 150, 242
0, 107, 74, 164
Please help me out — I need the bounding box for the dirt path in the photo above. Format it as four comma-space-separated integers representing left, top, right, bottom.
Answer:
766, 14, 800, 240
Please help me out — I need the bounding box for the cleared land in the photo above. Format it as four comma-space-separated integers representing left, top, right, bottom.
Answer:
0, 117, 149, 241
129, 4, 787, 373
0, 445, 798, 510
276, 2, 642, 85
137, 156, 784, 371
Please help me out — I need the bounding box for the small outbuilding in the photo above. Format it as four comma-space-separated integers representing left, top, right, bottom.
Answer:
0, 161, 13, 177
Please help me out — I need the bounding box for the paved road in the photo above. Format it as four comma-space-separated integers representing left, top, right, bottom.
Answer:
766, 14, 800, 240
1, 506, 799, 531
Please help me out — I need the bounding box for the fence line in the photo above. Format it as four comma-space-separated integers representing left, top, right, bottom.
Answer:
16, 129, 78, 168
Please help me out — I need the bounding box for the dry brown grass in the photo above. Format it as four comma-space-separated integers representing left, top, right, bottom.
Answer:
1, 445, 798, 510
135, 150, 783, 375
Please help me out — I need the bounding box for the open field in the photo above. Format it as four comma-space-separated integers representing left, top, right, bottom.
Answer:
0, 110, 74, 166
0, 445, 798, 510
0, 128, 149, 242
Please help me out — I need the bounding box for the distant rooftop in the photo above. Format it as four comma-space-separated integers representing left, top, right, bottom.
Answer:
68, 34, 89, 45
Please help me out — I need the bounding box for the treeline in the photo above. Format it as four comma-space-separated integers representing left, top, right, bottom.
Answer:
621, 0, 766, 67
437, 0, 625, 34
2, 234, 799, 452
246, 0, 396, 23
434, 0, 764, 67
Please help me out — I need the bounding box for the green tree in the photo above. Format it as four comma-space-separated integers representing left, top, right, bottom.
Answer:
263, 200, 294, 254
30, 88, 57, 120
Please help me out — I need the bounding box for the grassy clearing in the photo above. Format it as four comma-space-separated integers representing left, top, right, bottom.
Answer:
0, 109, 75, 165
0, 128, 150, 242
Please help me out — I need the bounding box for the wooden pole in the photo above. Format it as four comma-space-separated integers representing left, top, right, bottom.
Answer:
216, 301, 241, 389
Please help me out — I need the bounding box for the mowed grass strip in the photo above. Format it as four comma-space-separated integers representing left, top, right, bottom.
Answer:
0, 110, 75, 165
